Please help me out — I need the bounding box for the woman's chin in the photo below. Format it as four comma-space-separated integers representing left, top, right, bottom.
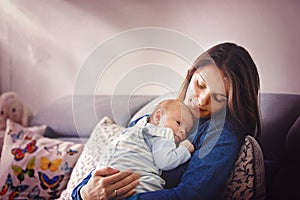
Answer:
191, 109, 201, 118
192, 109, 211, 119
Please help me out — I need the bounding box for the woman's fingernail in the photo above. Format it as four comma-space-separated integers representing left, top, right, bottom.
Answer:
135, 173, 140, 178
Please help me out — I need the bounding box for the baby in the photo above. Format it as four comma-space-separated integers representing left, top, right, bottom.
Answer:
97, 99, 194, 193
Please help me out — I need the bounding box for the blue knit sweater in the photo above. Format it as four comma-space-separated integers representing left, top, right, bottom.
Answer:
72, 112, 244, 200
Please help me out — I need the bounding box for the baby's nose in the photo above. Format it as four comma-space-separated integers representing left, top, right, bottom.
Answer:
179, 128, 186, 137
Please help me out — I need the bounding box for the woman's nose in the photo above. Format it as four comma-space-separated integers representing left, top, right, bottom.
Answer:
197, 89, 210, 106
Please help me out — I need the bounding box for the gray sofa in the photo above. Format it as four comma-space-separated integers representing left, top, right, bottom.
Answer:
30, 93, 300, 200
259, 93, 300, 199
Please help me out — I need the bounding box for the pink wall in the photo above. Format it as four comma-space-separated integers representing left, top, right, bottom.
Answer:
0, 0, 300, 113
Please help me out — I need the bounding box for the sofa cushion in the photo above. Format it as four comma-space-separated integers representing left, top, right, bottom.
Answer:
286, 116, 300, 163
0, 120, 83, 199
260, 93, 300, 162
30, 95, 155, 139
0, 122, 47, 162
222, 135, 265, 199
259, 93, 300, 199
269, 164, 300, 199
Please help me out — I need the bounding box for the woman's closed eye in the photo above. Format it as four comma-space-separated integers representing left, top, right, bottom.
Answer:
212, 94, 227, 103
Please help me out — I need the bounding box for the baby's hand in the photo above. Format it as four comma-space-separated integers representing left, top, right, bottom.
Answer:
179, 139, 194, 153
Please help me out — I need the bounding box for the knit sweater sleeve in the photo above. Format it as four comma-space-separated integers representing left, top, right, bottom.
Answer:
127, 118, 242, 200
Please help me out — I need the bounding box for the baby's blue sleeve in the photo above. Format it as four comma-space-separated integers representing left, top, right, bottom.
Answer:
128, 114, 150, 127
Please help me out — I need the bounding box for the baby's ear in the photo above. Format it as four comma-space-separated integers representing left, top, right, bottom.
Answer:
153, 109, 163, 125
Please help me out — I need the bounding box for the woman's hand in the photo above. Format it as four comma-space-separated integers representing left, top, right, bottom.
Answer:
80, 167, 140, 200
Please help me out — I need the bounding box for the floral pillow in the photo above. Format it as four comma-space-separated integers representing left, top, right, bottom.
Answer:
60, 116, 124, 199
0, 119, 83, 199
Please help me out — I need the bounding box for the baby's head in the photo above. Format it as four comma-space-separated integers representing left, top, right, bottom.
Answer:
149, 99, 194, 143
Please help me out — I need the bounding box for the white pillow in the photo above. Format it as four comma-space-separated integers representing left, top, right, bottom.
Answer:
60, 116, 125, 199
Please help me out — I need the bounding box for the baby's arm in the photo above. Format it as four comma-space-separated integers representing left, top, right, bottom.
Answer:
179, 139, 194, 153
150, 137, 193, 171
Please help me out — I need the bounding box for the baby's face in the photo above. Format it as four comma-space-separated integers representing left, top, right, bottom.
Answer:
162, 105, 193, 143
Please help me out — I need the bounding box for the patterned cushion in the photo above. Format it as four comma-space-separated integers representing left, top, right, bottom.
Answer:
0, 119, 83, 199
222, 135, 266, 199
60, 116, 124, 199
0, 122, 47, 162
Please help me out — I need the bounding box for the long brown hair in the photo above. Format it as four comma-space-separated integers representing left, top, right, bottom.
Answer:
177, 43, 261, 137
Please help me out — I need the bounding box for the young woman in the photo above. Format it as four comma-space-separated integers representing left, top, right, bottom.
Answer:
72, 42, 261, 200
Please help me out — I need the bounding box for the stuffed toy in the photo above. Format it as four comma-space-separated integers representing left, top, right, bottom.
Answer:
0, 92, 32, 130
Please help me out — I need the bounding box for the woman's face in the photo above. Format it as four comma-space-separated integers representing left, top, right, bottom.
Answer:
186, 65, 228, 118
